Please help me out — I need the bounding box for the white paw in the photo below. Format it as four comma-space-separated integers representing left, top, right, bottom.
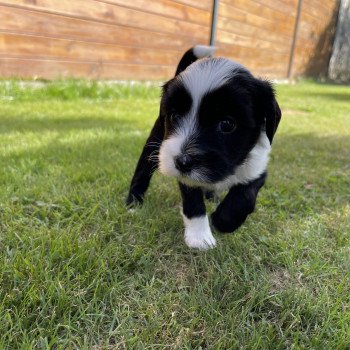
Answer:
185, 229, 216, 249
182, 215, 216, 250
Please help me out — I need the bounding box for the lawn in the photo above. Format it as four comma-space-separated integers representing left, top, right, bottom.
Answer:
0, 79, 350, 349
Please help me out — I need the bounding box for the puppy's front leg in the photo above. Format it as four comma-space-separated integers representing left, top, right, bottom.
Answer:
211, 172, 267, 233
126, 115, 164, 206
179, 183, 216, 249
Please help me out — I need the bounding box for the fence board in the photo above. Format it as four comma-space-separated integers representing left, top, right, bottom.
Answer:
93, 0, 211, 25
0, 6, 199, 50
291, 0, 339, 77
216, 30, 291, 53
252, 0, 297, 15
219, 2, 295, 35
0, 33, 188, 67
0, 0, 340, 80
217, 17, 292, 45
0, 0, 209, 40
172, 0, 212, 11
220, 0, 296, 26
0, 57, 175, 79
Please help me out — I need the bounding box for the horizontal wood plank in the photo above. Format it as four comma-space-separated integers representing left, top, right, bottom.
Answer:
217, 16, 292, 45
216, 30, 291, 53
291, 0, 338, 77
219, 2, 295, 36
0, 0, 209, 41
221, 0, 297, 23
0, 55, 286, 80
0, 0, 340, 80
216, 51, 289, 72
93, 0, 211, 25
0, 32, 188, 66
171, 0, 212, 11
217, 46, 290, 62
252, 0, 298, 15
302, 0, 339, 18
0, 6, 201, 50
0, 57, 175, 80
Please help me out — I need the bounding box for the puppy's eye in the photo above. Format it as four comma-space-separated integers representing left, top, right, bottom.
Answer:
218, 118, 236, 133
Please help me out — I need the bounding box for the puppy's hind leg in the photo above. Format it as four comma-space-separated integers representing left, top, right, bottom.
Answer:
179, 183, 216, 249
126, 116, 164, 206
211, 173, 267, 233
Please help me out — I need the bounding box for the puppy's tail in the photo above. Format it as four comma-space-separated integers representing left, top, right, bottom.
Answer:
175, 45, 216, 76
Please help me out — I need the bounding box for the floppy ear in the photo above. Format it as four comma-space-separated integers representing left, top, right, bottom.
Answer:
266, 97, 281, 144
254, 79, 282, 144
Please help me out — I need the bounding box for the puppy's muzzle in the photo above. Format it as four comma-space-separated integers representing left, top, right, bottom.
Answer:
175, 154, 194, 173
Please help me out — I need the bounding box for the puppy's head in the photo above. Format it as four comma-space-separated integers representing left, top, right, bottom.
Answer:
158, 58, 281, 186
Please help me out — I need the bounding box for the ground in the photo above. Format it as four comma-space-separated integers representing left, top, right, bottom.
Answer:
0, 80, 349, 349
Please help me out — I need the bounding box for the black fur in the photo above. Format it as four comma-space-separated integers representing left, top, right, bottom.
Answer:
211, 172, 267, 233
179, 183, 206, 219
175, 47, 204, 76
126, 115, 164, 205
127, 47, 281, 242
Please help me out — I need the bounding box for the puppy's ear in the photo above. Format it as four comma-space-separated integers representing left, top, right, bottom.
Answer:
161, 78, 174, 95
254, 79, 282, 144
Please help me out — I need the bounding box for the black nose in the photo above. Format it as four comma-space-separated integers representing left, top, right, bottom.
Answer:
175, 154, 193, 173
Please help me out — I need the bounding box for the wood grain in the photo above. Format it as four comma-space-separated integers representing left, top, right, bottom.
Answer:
94, 0, 211, 25
217, 16, 292, 45
171, 0, 212, 11
0, 0, 340, 80
0, 57, 175, 80
219, 2, 295, 36
0, 6, 201, 50
216, 30, 291, 54
0, 0, 209, 40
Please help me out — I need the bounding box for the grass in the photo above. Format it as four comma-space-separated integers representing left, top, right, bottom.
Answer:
0, 79, 350, 349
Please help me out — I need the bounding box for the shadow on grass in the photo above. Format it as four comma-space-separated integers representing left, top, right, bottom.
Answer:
0, 115, 131, 135
302, 91, 350, 102
2, 131, 349, 216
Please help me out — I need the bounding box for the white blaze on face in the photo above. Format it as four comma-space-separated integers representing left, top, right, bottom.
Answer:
158, 58, 245, 179
158, 114, 197, 177
180, 58, 245, 108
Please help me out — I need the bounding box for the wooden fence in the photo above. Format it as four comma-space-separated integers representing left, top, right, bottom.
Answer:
0, 0, 339, 80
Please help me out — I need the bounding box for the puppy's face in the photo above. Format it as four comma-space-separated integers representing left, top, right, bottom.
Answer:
158, 58, 280, 186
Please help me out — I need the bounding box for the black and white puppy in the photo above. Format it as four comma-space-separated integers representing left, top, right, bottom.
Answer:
127, 45, 281, 249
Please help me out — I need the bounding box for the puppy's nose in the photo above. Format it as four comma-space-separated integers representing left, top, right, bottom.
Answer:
175, 154, 193, 173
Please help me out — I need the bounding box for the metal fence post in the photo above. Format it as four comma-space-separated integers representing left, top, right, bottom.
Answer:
210, 0, 220, 46
288, 0, 303, 79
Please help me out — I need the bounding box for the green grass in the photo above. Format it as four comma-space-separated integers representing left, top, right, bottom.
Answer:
0, 79, 350, 349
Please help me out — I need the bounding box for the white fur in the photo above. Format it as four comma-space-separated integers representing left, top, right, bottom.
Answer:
211, 131, 271, 192
193, 45, 216, 58
160, 131, 271, 192
159, 58, 246, 180
182, 213, 216, 249
180, 58, 246, 112
158, 136, 181, 177
158, 115, 196, 177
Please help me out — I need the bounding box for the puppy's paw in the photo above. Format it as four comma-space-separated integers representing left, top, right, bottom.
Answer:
185, 229, 216, 249
126, 191, 143, 207
182, 215, 216, 249
211, 209, 246, 233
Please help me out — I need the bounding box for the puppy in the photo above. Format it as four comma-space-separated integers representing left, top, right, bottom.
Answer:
127, 46, 281, 249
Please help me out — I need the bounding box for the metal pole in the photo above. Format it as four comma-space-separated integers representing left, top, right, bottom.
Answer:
210, 0, 220, 46
288, 0, 303, 79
